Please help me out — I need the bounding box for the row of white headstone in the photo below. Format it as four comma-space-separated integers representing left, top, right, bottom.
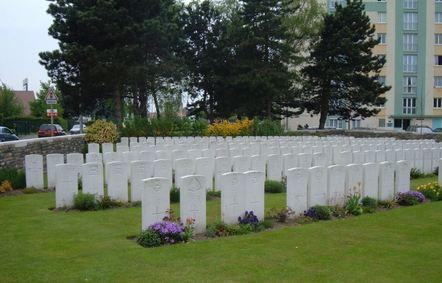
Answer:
141, 159, 411, 233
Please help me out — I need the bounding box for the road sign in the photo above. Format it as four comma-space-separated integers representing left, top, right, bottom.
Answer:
46, 109, 58, 117
45, 87, 58, 105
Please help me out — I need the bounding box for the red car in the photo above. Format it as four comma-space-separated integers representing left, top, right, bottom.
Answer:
38, 124, 66, 138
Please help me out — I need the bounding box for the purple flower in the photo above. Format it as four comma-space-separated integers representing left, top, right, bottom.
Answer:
398, 191, 426, 203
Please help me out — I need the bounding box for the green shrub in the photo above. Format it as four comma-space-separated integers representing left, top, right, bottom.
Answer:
265, 180, 284, 193
74, 192, 98, 210
345, 194, 363, 216
304, 205, 332, 220
170, 186, 180, 203
250, 119, 284, 136
0, 167, 26, 190
330, 205, 347, 218
97, 196, 123, 209
206, 189, 220, 200
266, 207, 294, 222
378, 199, 395, 209
84, 120, 119, 144
22, 187, 40, 194
410, 168, 424, 179
416, 182, 442, 201
361, 196, 378, 213
137, 229, 163, 248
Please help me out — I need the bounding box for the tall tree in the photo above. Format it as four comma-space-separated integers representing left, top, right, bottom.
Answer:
0, 84, 23, 119
299, 0, 390, 129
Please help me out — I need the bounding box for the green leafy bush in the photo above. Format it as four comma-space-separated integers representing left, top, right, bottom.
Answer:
266, 207, 294, 222
361, 196, 378, 213
0, 167, 26, 190
84, 119, 119, 144
74, 192, 98, 210
330, 205, 347, 218
97, 196, 123, 209
265, 180, 285, 193
250, 118, 284, 136
206, 189, 220, 200
378, 199, 395, 209
345, 194, 363, 216
22, 187, 40, 194
416, 182, 442, 201
170, 186, 180, 203
304, 205, 332, 220
137, 229, 163, 248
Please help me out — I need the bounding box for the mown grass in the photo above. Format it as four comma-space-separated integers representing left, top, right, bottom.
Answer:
0, 177, 441, 282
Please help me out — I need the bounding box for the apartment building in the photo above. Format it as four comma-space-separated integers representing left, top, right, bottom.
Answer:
287, 0, 442, 131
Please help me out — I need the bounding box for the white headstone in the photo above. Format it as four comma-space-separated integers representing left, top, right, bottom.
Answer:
352, 151, 364, 165
55, 164, 78, 208
25, 154, 44, 189
308, 166, 328, 206
298, 153, 312, 168
379, 161, 395, 200
180, 175, 206, 233
220, 172, 245, 224
130, 160, 154, 202
232, 156, 250, 173
88, 143, 100, 153
46, 153, 64, 188
243, 171, 265, 220
395, 160, 410, 194
153, 159, 173, 189
174, 158, 195, 189
102, 143, 113, 153
86, 152, 102, 164
267, 154, 282, 181
250, 155, 266, 173
214, 157, 231, 190
364, 150, 376, 163
195, 157, 214, 191
106, 161, 128, 202
313, 152, 327, 167
362, 163, 379, 199
286, 168, 308, 216
346, 164, 363, 196
422, 148, 433, 174
66, 153, 84, 177
81, 162, 104, 197
327, 165, 346, 206
139, 150, 155, 162
283, 153, 298, 176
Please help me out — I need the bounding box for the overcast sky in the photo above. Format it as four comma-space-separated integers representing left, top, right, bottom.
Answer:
0, 0, 57, 92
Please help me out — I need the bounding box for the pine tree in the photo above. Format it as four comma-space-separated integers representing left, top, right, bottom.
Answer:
299, 0, 390, 129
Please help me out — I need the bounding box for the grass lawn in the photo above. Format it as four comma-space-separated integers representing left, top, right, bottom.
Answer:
0, 177, 441, 282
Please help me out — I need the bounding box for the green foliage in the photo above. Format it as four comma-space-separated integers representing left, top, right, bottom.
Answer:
304, 205, 332, 220
120, 117, 208, 137
298, 0, 390, 128
345, 194, 363, 216
137, 229, 163, 248
378, 199, 395, 209
330, 205, 347, 218
0, 167, 26, 190
85, 120, 119, 144
250, 119, 284, 136
265, 180, 285, 193
1, 116, 67, 135
74, 192, 98, 211
22, 187, 40, 194
266, 207, 294, 222
170, 186, 180, 203
361, 196, 378, 213
205, 219, 272, 238
416, 182, 442, 201
206, 189, 221, 200
410, 168, 425, 179
97, 196, 124, 210
0, 84, 23, 118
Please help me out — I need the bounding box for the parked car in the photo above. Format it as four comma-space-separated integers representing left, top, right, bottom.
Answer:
406, 125, 434, 134
37, 124, 66, 138
0, 126, 19, 142
69, 124, 86, 135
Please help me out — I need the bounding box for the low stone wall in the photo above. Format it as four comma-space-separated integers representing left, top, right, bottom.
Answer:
0, 135, 85, 170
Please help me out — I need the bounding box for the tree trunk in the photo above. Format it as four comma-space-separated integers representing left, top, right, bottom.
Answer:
318, 90, 329, 129
152, 88, 160, 119
139, 85, 148, 118
114, 88, 122, 123
266, 99, 272, 118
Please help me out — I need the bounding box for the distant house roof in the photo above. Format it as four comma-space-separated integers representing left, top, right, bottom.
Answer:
13, 90, 35, 116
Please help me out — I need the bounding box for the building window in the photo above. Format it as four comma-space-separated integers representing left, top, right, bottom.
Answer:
403, 98, 416, 115
435, 55, 442, 65
404, 0, 418, 9
378, 33, 386, 44
436, 13, 442, 23
403, 55, 417, 72
435, 76, 442, 87
378, 12, 387, 23
403, 76, 417, 93
434, 98, 442, 108
436, 34, 442, 45
378, 76, 386, 86
379, 119, 386, 127
403, 34, 418, 51
351, 119, 361, 129
404, 12, 418, 30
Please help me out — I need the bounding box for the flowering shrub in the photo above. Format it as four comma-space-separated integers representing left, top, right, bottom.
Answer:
84, 119, 119, 144
206, 118, 253, 137
137, 217, 194, 248
238, 211, 259, 227
416, 182, 442, 201
0, 180, 13, 193
304, 205, 332, 220
396, 191, 426, 206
